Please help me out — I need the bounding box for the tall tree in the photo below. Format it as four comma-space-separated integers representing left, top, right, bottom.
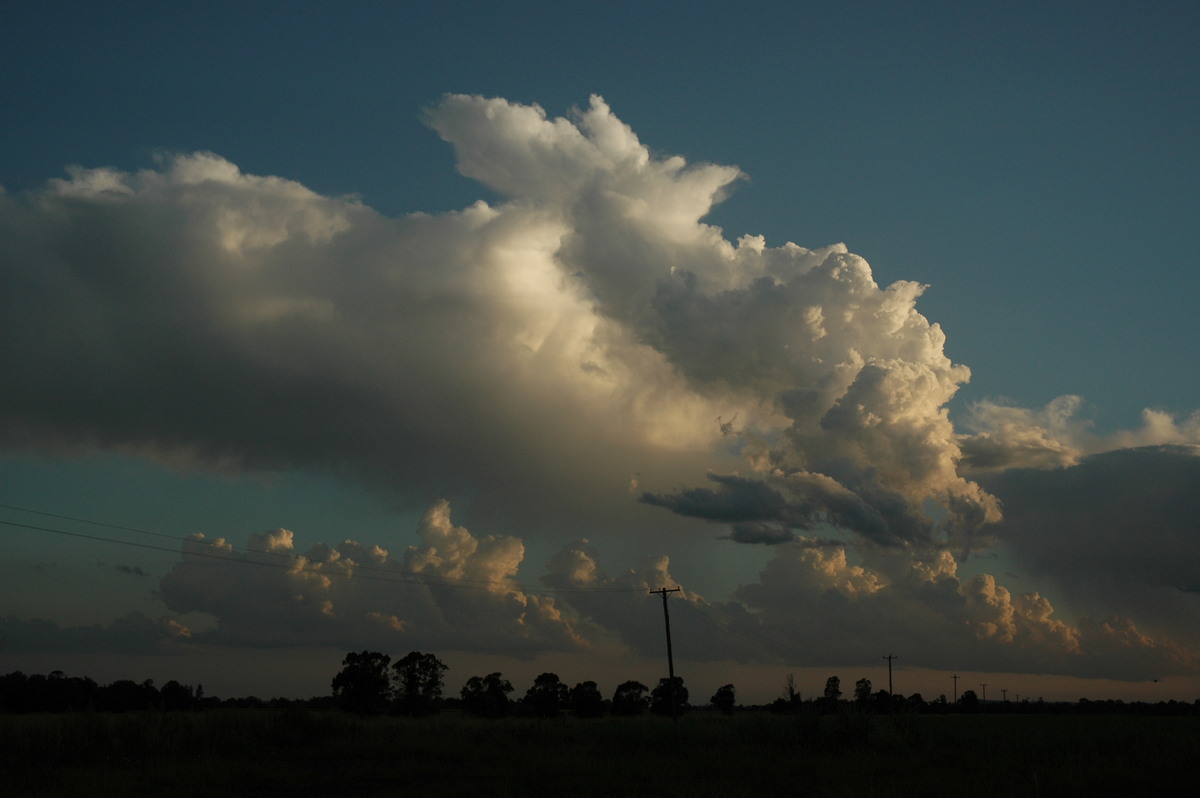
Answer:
522, 672, 569, 718
710, 684, 736, 715
854, 678, 873, 705
461, 672, 514, 718
783, 673, 800, 704
568, 681, 606, 718
610, 680, 649, 716
392, 651, 448, 716
650, 677, 689, 716
821, 675, 842, 713
332, 651, 391, 714
160, 680, 197, 711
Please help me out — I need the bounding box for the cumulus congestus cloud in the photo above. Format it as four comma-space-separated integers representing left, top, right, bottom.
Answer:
0, 94, 994, 544
0, 100, 746, 529
433, 95, 1006, 554
3, 94, 1199, 680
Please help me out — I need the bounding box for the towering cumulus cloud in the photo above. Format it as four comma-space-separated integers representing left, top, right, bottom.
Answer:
3, 95, 1198, 680
0, 95, 996, 544
427, 95, 1003, 554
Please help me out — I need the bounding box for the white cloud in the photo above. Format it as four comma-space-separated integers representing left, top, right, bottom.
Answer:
961, 396, 1200, 472
716, 538, 1192, 680
156, 500, 586, 654
0, 98, 775, 539
3, 96, 991, 549
3, 94, 1198, 684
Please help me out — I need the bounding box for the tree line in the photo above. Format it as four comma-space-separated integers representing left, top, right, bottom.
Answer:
329, 652, 1200, 719
0, 670, 210, 713
4, 660, 1198, 716
330, 650, 723, 718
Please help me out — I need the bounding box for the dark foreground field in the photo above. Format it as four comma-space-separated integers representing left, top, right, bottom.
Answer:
3, 709, 1198, 797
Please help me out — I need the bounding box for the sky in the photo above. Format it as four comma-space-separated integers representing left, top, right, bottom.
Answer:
2, 0, 1198, 706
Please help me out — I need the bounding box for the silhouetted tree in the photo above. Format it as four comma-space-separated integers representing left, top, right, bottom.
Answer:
59, 672, 100, 712
610, 680, 650, 716
392, 651, 447, 716
854, 678, 872, 705
461, 672, 513, 718
710, 684, 736, 715
784, 673, 800, 704
523, 672, 569, 718
0, 671, 100, 712
651, 677, 689, 716
819, 675, 841, 713
332, 651, 392, 714
771, 673, 802, 714
98, 679, 159, 712
0, 672, 29, 712
568, 681, 606, 718
958, 689, 980, 713
161, 680, 197, 711
873, 689, 897, 713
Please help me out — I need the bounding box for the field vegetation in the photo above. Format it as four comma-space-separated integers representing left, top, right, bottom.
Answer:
5, 658, 1199, 796
4, 706, 1199, 797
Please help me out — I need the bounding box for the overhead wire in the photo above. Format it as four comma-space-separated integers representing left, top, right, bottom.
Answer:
0, 504, 639, 595
672, 595, 814, 664
2, 504, 804, 657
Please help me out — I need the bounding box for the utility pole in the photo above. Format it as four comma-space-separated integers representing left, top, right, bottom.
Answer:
952, 674, 959, 704
980, 683, 988, 703
650, 587, 681, 719
1001, 688, 1007, 702
883, 654, 897, 695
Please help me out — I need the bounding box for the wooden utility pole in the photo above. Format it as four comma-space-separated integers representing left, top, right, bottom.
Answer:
883, 654, 897, 695
650, 587, 681, 719
952, 674, 959, 704
980, 683, 988, 703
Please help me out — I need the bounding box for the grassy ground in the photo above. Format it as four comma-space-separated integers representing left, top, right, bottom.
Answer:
3, 709, 1198, 797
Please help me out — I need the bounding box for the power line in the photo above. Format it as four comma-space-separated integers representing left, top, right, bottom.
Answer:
0, 518, 488, 590
0, 502, 185, 544
676, 600, 807, 662
0, 506, 639, 596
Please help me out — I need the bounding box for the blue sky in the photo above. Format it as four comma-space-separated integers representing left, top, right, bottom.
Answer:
7, 1, 1196, 425
2, 1, 1198, 703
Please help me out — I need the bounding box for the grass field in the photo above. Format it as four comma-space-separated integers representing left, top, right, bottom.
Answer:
3, 709, 1198, 797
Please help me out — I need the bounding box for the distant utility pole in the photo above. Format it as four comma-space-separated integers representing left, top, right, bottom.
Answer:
649, 587, 681, 719
883, 654, 897, 695
1001, 688, 1008, 702
952, 674, 959, 704
980, 684, 988, 703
